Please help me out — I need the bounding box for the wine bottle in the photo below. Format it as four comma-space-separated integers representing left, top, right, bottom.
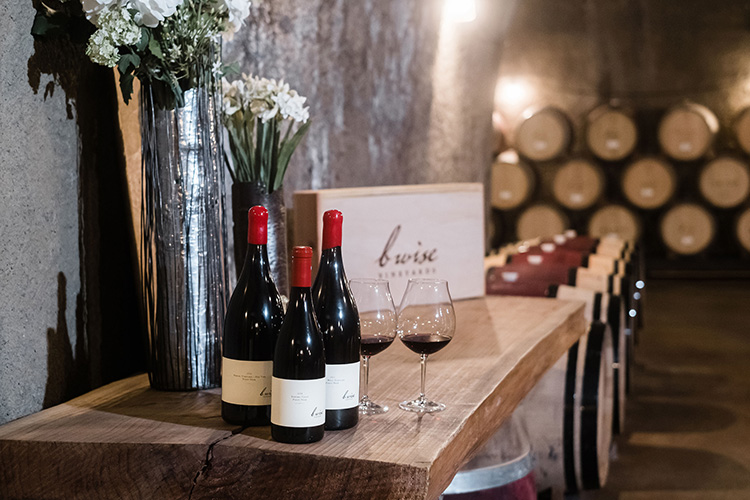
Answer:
222, 206, 284, 426
271, 246, 326, 444
312, 210, 360, 431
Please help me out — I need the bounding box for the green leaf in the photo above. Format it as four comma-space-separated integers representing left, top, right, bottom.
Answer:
222, 61, 241, 78
148, 35, 163, 60
273, 120, 311, 191
136, 28, 149, 52
30, 10, 68, 37
118, 53, 141, 75
30, 13, 52, 36
119, 73, 135, 104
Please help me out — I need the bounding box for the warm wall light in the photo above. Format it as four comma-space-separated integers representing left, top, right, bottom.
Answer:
444, 0, 476, 23
495, 79, 529, 106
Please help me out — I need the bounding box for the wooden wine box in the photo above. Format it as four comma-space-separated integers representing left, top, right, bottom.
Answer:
293, 183, 485, 302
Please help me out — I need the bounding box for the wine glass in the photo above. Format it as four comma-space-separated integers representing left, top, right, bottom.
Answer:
397, 279, 456, 413
349, 278, 398, 415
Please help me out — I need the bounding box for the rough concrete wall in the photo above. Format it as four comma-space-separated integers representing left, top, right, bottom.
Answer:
225, 0, 501, 205
0, 0, 82, 424
0, 0, 143, 425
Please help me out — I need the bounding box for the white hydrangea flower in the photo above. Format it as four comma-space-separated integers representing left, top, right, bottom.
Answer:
218, 0, 251, 36
130, 0, 183, 28
86, 29, 120, 67
80, 0, 118, 26
98, 7, 141, 46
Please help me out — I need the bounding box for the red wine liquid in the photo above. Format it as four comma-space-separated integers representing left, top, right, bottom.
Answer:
360, 337, 394, 357
401, 333, 452, 355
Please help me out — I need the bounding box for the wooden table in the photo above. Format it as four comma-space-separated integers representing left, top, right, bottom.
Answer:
0, 296, 585, 500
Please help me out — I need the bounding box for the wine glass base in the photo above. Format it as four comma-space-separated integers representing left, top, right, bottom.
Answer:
359, 400, 389, 415
399, 399, 446, 413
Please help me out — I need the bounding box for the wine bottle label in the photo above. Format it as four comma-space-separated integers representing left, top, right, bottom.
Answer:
575, 268, 610, 293
271, 377, 326, 428
221, 357, 273, 406
325, 362, 360, 410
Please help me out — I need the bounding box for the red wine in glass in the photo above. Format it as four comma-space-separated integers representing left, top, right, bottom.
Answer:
349, 279, 397, 415
361, 336, 395, 357
400, 333, 452, 356
397, 279, 456, 413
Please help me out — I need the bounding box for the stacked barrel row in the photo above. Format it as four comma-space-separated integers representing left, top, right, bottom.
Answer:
490, 103, 750, 265
483, 232, 643, 497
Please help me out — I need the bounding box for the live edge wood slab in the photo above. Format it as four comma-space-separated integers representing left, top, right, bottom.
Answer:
0, 296, 585, 500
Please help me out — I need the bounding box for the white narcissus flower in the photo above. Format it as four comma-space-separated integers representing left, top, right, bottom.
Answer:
275, 91, 310, 123
130, 0, 184, 28
223, 73, 309, 124
218, 0, 251, 36
80, 0, 118, 26
222, 77, 244, 116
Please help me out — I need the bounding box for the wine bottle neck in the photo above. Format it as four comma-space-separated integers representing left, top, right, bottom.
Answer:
317, 247, 346, 280
242, 243, 271, 275
288, 286, 313, 309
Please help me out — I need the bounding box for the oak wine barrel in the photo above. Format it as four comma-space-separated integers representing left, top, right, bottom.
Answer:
492, 111, 508, 155
733, 106, 750, 155
569, 266, 628, 297
585, 253, 631, 277
550, 284, 627, 436
491, 156, 537, 210
441, 416, 536, 500
660, 203, 716, 255
622, 157, 676, 210
586, 105, 638, 161
485, 269, 615, 493
516, 204, 569, 241
516, 322, 614, 493
486, 261, 572, 293
557, 235, 599, 253
588, 205, 642, 242
698, 156, 750, 209
515, 107, 572, 162
736, 208, 750, 253
509, 244, 587, 268
658, 102, 719, 161
552, 159, 606, 210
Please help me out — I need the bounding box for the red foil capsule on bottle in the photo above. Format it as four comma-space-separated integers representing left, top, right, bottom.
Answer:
248, 206, 268, 245
291, 246, 313, 288
322, 210, 343, 250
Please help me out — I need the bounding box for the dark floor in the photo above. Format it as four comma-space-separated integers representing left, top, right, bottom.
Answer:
580, 280, 750, 500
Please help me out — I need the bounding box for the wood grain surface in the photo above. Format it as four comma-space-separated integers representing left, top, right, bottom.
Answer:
0, 296, 585, 500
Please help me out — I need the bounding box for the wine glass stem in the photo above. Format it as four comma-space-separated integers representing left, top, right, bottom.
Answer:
361, 355, 371, 403
419, 354, 428, 404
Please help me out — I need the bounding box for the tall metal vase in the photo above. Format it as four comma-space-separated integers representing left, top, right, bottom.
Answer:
140, 83, 229, 390
232, 182, 289, 297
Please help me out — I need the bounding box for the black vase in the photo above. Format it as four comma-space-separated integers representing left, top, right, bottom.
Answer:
231, 181, 289, 297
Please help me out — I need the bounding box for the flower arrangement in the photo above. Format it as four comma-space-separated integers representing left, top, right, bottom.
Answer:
222, 74, 311, 193
32, 0, 251, 109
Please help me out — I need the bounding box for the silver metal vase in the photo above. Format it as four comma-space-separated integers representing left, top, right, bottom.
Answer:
231, 181, 289, 298
139, 84, 229, 390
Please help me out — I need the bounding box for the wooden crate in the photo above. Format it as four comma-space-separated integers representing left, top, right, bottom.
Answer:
293, 183, 485, 302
